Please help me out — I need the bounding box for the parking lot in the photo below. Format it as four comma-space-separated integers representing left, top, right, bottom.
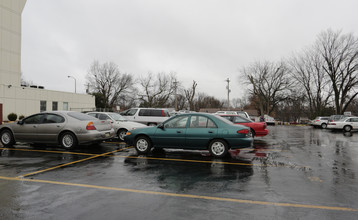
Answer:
1, 125, 358, 219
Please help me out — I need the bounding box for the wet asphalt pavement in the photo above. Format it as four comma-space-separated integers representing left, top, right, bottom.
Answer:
1, 125, 358, 219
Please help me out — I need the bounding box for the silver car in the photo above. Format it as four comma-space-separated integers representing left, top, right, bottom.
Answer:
0, 111, 115, 149
87, 112, 147, 141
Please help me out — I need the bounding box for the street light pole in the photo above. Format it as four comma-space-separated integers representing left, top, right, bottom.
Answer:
226, 78, 231, 109
67, 75, 77, 93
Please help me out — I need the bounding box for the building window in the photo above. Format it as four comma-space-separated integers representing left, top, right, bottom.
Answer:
52, 102, 58, 111
63, 102, 68, 111
40, 101, 46, 112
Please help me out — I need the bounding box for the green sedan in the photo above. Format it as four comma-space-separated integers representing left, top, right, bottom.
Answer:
124, 113, 253, 158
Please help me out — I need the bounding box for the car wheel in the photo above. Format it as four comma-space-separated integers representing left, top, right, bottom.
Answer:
0, 129, 15, 147
250, 128, 256, 137
117, 129, 128, 141
321, 123, 327, 129
343, 125, 352, 132
134, 136, 152, 154
208, 139, 228, 158
60, 132, 77, 149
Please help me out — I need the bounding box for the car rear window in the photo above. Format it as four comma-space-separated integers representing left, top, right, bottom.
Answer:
139, 109, 169, 117
68, 112, 97, 121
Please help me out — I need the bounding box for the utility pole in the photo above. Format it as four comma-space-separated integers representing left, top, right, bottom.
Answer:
226, 78, 231, 109
173, 80, 178, 111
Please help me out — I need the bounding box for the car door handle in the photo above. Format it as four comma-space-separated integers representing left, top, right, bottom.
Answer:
208, 131, 213, 133
177, 130, 182, 133
33, 125, 37, 128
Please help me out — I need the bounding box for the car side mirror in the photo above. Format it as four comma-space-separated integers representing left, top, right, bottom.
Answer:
17, 120, 24, 125
158, 123, 164, 129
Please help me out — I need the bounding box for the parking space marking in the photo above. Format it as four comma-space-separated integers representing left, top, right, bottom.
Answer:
0, 175, 356, 212
18, 147, 133, 178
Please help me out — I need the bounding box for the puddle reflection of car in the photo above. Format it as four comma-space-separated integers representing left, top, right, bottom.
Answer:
0, 111, 115, 149
219, 115, 268, 137
124, 113, 253, 158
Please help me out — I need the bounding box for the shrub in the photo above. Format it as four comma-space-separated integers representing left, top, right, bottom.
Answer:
7, 113, 17, 121
19, 115, 25, 120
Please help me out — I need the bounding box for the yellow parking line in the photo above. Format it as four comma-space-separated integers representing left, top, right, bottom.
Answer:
103, 141, 126, 144
18, 147, 133, 178
0, 176, 356, 212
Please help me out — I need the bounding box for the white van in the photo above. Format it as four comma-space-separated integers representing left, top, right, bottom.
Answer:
121, 108, 170, 126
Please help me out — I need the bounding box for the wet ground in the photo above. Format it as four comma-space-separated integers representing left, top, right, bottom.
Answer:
1, 125, 358, 219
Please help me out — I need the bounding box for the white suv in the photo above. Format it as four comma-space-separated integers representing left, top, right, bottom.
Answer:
312, 116, 330, 129
121, 108, 171, 126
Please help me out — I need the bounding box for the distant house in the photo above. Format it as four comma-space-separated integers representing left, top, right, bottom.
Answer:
0, 1, 95, 123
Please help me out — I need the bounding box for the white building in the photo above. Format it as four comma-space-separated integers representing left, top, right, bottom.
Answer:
0, 0, 95, 123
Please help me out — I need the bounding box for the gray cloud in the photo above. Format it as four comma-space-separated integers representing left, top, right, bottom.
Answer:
21, 0, 358, 99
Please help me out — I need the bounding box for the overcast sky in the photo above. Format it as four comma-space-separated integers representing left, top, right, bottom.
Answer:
21, 0, 358, 100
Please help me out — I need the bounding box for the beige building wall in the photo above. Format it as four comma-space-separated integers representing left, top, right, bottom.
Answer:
0, 0, 95, 121
0, 0, 26, 86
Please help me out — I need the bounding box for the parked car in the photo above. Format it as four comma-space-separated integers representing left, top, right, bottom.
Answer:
327, 117, 358, 132
121, 108, 171, 126
218, 115, 268, 137
124, 113, 253, 158
312, 116, 330, 128
0, 111, 115, 149
86, 112, 147, 141
264, 115, 275, 126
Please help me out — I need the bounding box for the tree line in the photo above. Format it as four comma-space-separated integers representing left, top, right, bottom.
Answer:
86, 29, 358, 121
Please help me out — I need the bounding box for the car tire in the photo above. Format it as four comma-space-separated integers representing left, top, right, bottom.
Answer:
60, 132, 77, 149
208, 139, 228, 158
321, 123, 327, 129
343, 125, 352, 132
0, 129, 15, 147
117, 129, 128, 141
134, 136, 152, 154
250, 128, 256, 137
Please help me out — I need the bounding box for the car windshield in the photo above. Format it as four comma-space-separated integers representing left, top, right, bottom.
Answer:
108, 113, 127, 121
338, 117, 348, 122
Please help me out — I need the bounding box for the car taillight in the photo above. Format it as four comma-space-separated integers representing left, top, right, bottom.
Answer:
86, 122, 97, 130
162, 110, 165, 117
316, 120, 320, 122
237, 129, 249, 134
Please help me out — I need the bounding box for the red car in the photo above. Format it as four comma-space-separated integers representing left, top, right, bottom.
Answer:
219, 115, 269, 137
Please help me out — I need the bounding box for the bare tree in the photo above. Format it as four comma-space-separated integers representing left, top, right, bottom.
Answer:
184, 80, 197, 111
194, 92, 224, 111
316, 29, 358, 114
231, 96, 250, 109
241, 61, 292, 115
86, 61, 135, 109
289, 48, 333, 118
138, 72, 177, 107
